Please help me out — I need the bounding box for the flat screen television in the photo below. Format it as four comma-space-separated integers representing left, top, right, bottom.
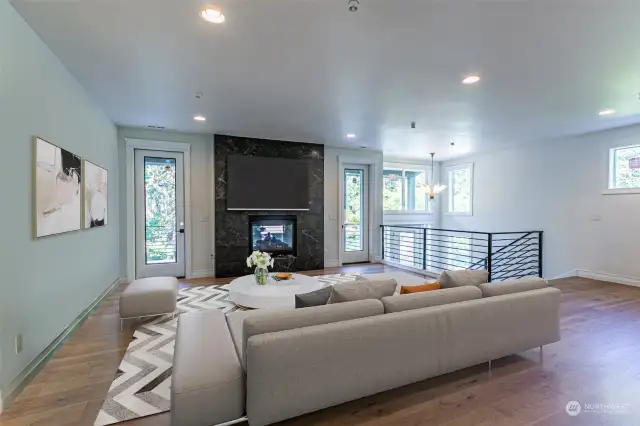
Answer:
226, 155, 310, 210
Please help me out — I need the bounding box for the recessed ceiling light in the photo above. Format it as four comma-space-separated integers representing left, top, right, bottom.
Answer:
346, 133, 357, 139
194, 115, 206, 121
462, 75, 481, 85
598, 109, 616, 116
200, 7, 225, 24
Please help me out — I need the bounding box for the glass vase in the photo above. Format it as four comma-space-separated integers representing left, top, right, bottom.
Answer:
254, 267, 268, 285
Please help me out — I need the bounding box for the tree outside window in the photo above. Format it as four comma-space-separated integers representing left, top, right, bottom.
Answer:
383, 167, 432, 212
447, 164, 473, 214
383, 169, 403, 210
610, 145, 640, 189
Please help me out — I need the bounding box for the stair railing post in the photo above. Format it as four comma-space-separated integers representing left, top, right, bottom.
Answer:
422, 228, 427, 270
487, 233, 493, 282
538, 231, 543, 278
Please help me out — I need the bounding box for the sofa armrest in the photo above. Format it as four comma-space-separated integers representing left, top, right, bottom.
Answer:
171, 310, 245, 426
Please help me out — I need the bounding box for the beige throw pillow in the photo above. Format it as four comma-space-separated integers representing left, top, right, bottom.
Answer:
478, 277, 549, 297
438, 270, 489, 288
327, 278, 398, 304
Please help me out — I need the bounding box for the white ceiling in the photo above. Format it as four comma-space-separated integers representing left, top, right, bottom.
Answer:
10, 0, 640, 160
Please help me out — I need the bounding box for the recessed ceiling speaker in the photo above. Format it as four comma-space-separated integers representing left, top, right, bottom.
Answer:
348, 0, 359, 12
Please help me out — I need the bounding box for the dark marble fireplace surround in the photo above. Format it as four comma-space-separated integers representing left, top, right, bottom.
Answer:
215, 135, 324, 278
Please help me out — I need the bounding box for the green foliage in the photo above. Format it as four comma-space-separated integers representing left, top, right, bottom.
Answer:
345, 170, 363, 251
451, 169, 471, 213
144, 161, 177, 263
383, 170, 402, 210
614, 146, 640, 189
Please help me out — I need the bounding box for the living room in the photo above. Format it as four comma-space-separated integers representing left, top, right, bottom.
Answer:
2, 0, 640, 425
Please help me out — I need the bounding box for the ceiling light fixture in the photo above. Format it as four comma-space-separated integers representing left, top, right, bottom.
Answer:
194, 115, 206, 121
348, 0, 359, 12
346, 133, 357, 139
598, 109, 616, 116
200, 7, 225, 24
425, 153, 447, 200
462, 75, 481, 85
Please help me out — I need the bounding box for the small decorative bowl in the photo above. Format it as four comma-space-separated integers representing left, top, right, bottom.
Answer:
275, 273, 293, 280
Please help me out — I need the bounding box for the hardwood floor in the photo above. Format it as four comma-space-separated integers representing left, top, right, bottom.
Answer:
2, 265, 640, 426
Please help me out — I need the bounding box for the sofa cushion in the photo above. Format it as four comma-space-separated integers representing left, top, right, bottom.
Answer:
172, 309, 245, 426
479, 277, 549, 297
400, 282, 441, 294
327, 279, 397, 304
381, 286, 482, 313
438, 270, 489, 289
243, 299, 384, 365
295, 286, 333, 308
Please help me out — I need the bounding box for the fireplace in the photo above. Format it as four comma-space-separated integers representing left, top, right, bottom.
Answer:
249, 216, 297, 256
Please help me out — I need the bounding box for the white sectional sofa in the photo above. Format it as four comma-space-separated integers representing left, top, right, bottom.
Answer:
171, 274, 561, 426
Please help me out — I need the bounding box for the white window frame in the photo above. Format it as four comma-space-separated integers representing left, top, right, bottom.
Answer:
445, 162, 474, 216
604, 144, 640, 195
383, 162, 435, 215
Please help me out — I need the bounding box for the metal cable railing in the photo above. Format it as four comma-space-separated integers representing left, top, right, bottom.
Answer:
381, 225, 543, 281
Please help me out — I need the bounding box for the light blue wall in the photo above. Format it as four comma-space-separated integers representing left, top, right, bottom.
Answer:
0, 0, 119, 397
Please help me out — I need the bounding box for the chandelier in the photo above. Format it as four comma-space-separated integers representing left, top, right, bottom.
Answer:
425, 152, 446, 199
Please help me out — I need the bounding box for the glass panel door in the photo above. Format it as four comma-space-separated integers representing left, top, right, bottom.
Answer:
144, 157, 178, 264
135, 150, 186, 278
344, 169, 364, 252
341, 164, 369, 264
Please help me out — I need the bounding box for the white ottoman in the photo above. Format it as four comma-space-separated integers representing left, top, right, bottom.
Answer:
119, 276, 179, 328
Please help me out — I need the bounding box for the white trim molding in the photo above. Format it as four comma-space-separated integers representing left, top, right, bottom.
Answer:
554, 269, 640, 288
324, 259, 339, 268
444, 162, 474, 216
125, 138, 193, 279
190, 269, 215, 279
337, 155, 381, 265
1, 278, 121, 412
606, 144, 640, 194
602, 188, 640, 195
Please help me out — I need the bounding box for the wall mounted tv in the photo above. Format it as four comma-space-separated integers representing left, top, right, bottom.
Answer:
226, 155, 310, 211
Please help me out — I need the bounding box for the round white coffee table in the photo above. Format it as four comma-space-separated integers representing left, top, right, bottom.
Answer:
228, 273, 325, 310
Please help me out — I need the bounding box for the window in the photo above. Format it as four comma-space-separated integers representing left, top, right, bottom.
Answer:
383, 169, 403, 211
383, 166, 433, 212
608, 145, 640, 191
446, 163, 473, 214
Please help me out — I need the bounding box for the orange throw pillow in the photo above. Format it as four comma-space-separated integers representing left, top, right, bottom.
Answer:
400, 282, 441, 295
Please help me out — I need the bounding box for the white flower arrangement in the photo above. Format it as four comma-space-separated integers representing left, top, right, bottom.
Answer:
246, 251, 275, 270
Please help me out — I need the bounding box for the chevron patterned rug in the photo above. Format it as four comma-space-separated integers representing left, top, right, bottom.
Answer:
94, 273, 360, 425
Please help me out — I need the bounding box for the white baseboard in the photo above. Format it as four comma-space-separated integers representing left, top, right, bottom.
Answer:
189, 270, 215, 279
0, 277, 121, 413
555, 269, 640, 287
577, 270, 640, 287
324, 259, 339, 268
553, 270, 578, 280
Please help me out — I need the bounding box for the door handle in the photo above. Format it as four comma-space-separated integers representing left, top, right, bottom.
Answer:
179, 228, 185, 234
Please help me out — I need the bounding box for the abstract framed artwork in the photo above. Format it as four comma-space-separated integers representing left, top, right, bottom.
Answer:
34, 137, 82, 238
83, 160, 108, 228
